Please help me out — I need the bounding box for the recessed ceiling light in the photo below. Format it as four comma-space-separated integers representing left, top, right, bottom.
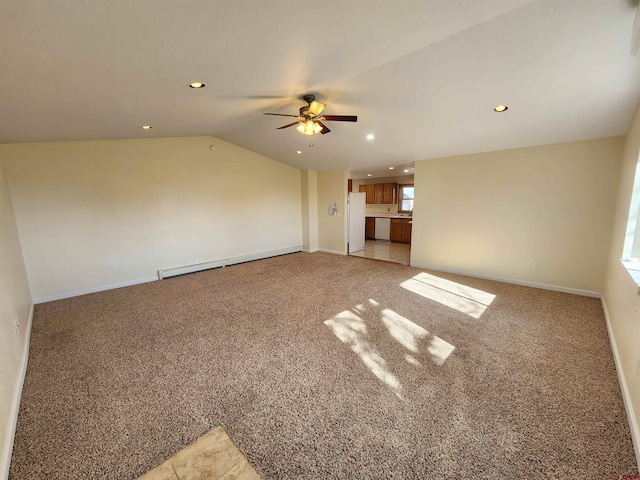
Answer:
404, 169, 409, 173
141, 125, 152, 130
388, 167, 394, 170
366, 134, 375, 140
189, 82, 206, 89
367, 173, 372, 177
494, 105, 508, 113
296, 150, 302, 154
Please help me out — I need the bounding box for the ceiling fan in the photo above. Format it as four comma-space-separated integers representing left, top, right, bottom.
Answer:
263, 94, 357, 135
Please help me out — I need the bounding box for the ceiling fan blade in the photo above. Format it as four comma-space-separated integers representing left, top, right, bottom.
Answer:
308, 101, 326, 116
322, 115, 357, 122
277, 121, 299, 130
317, 121, 331, 134
263, 113, 299, 117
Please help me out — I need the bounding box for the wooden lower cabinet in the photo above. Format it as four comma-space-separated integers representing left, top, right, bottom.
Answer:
402, 220, 412, 243
390, 218, 412, 244
365, 217, 376, 240
390, 220, 402, 243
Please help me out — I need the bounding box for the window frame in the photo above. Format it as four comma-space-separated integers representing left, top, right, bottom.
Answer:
398, 184, 415, 213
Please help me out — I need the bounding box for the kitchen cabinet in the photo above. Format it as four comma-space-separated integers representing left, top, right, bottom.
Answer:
365, 217, 375, 240
374, 184, 384, 204
402, 220, 412, 243
390, 219, 402, 242
367, 184, 375, 203
390, 218, 412, 244
359, 182, 397, 204
359, 184, 376, 204
383, 183, 397, 204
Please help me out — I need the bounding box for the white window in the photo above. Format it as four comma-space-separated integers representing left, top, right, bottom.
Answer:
399, 185, 414, 213
624, 152, 640, 262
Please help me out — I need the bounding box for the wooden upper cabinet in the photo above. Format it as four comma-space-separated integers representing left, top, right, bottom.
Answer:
383, 183, 397, 204
374, 184, 384, 204
359, 184, 372, 204
360, 182, 398, 204
366, 184, 375, 204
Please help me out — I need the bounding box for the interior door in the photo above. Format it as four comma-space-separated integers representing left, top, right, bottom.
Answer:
348, 192, 366, 253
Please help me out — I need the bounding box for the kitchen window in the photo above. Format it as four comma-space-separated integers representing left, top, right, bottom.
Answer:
398, 184, 414, 213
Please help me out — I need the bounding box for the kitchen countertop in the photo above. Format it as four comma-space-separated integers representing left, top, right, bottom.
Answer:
365, 214, 412, 219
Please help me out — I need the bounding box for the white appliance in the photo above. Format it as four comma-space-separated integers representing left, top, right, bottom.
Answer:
347, 192, 366, 253
375, 217, 391, 241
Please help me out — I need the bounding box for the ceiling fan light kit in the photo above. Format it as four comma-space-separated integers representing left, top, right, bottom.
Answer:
264, 94, 357, 136
297, 120, 323, 135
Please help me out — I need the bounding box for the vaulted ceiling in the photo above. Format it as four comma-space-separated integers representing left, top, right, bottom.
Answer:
1, 0, 639, 178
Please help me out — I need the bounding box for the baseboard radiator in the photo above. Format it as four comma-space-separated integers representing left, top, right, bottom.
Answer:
157, 245, 303, 279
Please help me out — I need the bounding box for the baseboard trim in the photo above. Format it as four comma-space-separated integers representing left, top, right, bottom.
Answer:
33, 277, 158, 304
1, 303, 34, 480
303, 248, 319, 253
33, 246, 306, 303
318, 248, 346, 255
600, 297, 640, 472
409, 263, 601, 298
158, 245, 303, 279
224, 246, 303, 268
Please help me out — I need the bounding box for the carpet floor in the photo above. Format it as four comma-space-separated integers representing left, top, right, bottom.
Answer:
9, 252, 638, 479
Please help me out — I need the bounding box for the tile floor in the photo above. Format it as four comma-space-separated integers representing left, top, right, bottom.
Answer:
349, 240, 411, 265
139, 427, 261, 480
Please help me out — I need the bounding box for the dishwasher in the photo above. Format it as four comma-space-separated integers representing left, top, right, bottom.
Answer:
374, 217, 391, 241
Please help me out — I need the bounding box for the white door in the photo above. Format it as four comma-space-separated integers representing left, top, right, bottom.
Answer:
348, 192, 366, 253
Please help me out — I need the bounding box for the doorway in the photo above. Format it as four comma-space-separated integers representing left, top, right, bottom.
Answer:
347, 172, 414, 266
349, 240, 410, 265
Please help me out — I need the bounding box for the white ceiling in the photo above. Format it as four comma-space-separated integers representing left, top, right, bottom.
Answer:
1, 0, 639, 178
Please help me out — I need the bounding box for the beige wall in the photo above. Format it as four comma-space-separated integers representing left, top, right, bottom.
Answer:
2, 136, 302, 301
300, 169, 319, 252
411, 137, 623, 294
352, 175, 414, 214
604, 103, 640, 465
317, 169, 348, 254
0, 154, 32, 478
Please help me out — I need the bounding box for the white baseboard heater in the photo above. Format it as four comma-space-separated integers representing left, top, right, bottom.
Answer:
157, 245, 303, 279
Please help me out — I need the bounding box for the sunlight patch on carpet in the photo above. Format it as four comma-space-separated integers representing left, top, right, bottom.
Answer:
381, 308, 455, 366
400, 272, 496, 319
325, 310, 403, 397
325, 302, 456, 397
